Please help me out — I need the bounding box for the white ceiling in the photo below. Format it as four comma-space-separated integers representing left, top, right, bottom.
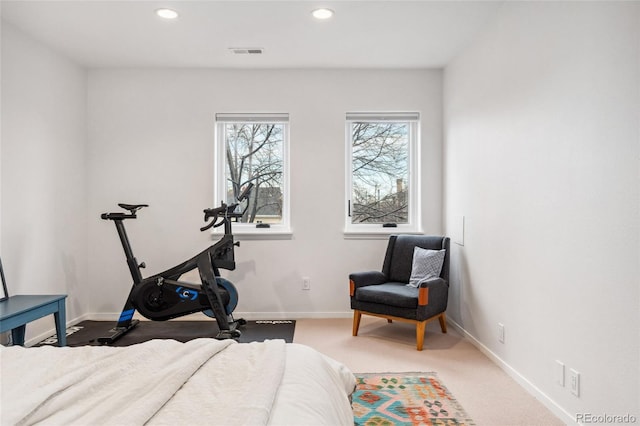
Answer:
0, 1, 503, 69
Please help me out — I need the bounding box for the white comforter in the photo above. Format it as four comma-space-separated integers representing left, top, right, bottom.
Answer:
0, 339, 355, 426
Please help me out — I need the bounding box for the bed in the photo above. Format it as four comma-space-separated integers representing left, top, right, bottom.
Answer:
0, 338, 356, 425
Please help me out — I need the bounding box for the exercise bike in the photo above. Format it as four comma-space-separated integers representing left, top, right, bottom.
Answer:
98, 184, 254, 344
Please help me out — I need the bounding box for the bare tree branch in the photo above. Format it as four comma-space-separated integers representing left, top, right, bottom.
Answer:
223, 122, 284, 223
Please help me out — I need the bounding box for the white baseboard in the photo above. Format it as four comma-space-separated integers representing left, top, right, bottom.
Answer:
446, 317, 576, 425
236, 311, 354, 320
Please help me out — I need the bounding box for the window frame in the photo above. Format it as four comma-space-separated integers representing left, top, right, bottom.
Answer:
344, 112, 422, 238
214, 113, 291, 238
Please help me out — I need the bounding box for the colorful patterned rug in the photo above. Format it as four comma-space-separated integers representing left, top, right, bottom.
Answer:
352, 372, 475, 425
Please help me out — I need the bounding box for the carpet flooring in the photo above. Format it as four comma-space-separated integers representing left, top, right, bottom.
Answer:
35, 320, 296, 346
353, 372, 475, 426
293, 318, 563, 425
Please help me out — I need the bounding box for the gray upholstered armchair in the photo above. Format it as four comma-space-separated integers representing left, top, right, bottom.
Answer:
349, 235, 450, 351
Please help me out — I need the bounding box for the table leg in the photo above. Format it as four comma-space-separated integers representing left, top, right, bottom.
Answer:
54, 301, 67, 346
11, 325, 26, 346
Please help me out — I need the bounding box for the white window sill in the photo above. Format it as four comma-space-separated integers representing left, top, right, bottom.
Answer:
343, 227, 424, 240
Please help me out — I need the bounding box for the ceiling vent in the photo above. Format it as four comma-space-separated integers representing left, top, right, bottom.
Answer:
230, 48, 264, 55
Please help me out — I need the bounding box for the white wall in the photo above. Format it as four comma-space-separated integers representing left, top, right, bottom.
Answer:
444, 2, 639, 422
86, 68, 443, 318
1, 23, 88, 340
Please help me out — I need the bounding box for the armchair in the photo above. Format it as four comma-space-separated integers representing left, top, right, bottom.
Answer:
349, 235, 450, 351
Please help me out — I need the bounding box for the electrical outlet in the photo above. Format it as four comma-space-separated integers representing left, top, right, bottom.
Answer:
555, 360, 565, 387
498, 323, 505, 343
302, 277, 311, 290
570, 368, 580, 397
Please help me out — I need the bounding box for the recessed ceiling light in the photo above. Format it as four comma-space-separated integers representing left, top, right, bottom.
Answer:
156, 8, 179, 20
312, 8, 334, 20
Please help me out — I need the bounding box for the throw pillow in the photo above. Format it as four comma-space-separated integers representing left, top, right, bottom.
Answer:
407, 247, 445, 287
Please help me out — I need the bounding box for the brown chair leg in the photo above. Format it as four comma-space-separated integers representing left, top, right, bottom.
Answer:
438, 313, 447, 333
387, 319, 393, 324
416, 321, 426, 351
352, 310, 362, 336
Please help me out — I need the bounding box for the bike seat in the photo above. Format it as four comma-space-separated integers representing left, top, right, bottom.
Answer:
118, 203, 149, 213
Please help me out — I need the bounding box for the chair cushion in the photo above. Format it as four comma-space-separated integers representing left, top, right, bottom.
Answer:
407, 247, 446, 287
356, 283, 418, 309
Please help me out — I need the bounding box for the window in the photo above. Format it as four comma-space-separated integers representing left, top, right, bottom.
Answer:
345, 112, 421, 236
215, 113, 290, 236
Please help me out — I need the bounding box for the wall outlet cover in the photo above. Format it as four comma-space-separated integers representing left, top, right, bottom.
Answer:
570, 368, 580, 397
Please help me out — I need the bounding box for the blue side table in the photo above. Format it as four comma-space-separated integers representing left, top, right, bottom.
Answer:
0, 294, 67, 346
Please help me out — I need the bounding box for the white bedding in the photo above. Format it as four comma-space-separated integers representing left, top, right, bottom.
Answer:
0, 339, 355, 426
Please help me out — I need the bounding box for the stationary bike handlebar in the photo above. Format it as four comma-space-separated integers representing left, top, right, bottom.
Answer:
200, 182, 255, 232
200, 202, 240, 232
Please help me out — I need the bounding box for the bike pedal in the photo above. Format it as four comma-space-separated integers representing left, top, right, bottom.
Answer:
215, 329, 242, 340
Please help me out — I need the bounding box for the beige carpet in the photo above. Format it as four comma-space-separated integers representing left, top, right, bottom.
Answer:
292, 317, 563, 426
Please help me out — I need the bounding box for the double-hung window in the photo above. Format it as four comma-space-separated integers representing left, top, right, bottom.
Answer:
345, 112, 421, 237
215, 113, 290, 236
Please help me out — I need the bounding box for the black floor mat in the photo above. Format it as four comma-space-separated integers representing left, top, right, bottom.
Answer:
35, 320, 295, 347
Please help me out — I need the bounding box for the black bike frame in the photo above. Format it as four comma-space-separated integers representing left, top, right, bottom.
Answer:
99, 200, 245, 344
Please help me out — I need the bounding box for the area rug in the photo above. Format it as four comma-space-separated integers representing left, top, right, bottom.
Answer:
352, 372, 475, 426
34, 320, 295, 346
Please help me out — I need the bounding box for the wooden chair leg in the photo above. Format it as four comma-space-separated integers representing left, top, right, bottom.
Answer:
416, 321, 426, 351
387, 319, 393, 324
352, 310, 362, 336
438, 313, 447, 333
